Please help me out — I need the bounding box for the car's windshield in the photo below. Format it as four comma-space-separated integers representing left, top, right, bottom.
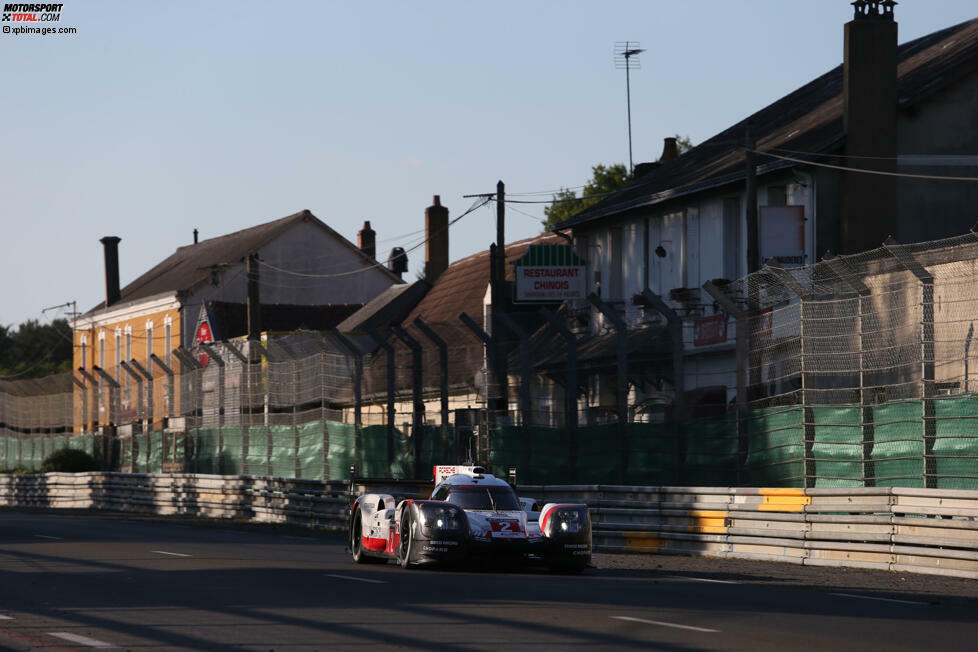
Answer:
447, 486, 521, 511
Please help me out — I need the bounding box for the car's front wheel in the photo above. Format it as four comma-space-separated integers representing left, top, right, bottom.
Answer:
397, 512, 415, 569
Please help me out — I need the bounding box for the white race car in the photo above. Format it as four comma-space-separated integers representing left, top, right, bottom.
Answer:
349, 465, 591, 571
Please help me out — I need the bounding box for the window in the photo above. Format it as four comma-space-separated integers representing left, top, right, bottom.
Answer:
164, 316, 172, 367
124, 326, 132, 405
115, 328, 122, 383
146, 320, 154, 370
80, 335, 87, 370
446, 486, 521, 511
723, 197, 741, 281
609, 227, 623, 300
98, 331, 106, 370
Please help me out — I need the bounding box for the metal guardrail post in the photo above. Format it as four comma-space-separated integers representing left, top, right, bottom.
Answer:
367, 328, 396, 478
885, 237, 937, 488
591, 293, 629, 484
541, 309, 578, 484
703, 281, 747, 485
415, 318, 453, 463
392, 325, 424, 480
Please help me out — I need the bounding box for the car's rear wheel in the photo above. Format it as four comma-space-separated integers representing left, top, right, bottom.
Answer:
398, 512, 414, 569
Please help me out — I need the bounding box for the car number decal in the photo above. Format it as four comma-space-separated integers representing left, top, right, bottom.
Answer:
490, 519, 522, 538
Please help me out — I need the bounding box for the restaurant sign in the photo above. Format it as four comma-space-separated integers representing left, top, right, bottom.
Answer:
513, 244, 587, 302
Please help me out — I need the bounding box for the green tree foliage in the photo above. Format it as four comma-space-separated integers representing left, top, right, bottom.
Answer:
41, 448, 100, 473
0, 319, 73, 379
543, 163, 631, 231
543, 135, 694, 232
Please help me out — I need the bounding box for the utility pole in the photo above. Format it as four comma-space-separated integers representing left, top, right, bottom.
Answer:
615, 42, 645, 175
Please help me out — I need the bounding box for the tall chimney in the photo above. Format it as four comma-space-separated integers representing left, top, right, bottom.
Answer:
193, 228, 199, 244
425, 195, 449, 283
660, 137, 679, 163
841, 0, 898, 254
358, 220, 376, 260
100, 236, 122, 308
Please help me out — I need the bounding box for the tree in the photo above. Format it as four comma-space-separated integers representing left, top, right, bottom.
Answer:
0, 319, 73, 379
543, 135, 694, 232
543, 163, 631, 231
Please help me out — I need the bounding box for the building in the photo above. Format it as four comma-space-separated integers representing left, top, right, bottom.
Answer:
73, 210, 402, 432
552, 6, 978, 413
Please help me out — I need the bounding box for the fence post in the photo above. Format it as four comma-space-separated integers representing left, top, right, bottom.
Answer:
220, 342, 249, 474
150, 354, 175, 419
367, 328, 396, 478
415, 318, 453, 464
392, 325, 424, 480
459, 312, 494, 466
72, 374, 87, 436
332, 330, 363, 481
822, 255, 875, 487
541, 309, 578, 484
885, 237, 936, 488
201, 343, 226, 474
590, 293, 629, 484
497, 313, 532, 477
703, 281, 747, 485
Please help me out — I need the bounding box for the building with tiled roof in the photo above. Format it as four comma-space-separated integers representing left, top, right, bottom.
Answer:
73, 210, 400, 431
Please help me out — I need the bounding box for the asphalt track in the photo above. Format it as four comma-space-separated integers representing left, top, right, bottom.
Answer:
2, 511, 978, 650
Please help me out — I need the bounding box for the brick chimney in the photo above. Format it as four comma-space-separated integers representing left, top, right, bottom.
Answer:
100, 236, 121, 308
358, 220, 376, 260
841, 0, 898, 254
660, 137, 679, 162
425, 195, 449, 283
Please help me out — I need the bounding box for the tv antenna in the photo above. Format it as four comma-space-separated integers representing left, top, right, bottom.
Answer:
615, 41, 645, 174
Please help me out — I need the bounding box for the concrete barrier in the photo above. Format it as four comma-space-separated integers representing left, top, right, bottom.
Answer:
3, 474, 978, 578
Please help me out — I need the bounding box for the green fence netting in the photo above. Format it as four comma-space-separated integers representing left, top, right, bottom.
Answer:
812, 406, 863, 488
683, 416, 739, 487
745, 406, 804, 487
934, 393, 978, 489
297, 421, 324, 480
327, 421, 356, 481
246, 426, 269, 476
872, 400, 924, 487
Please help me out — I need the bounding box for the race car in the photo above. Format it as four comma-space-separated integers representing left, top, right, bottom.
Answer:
348, 465, 591, 571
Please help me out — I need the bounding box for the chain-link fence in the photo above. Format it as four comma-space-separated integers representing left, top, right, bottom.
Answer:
6, 233, 978, 486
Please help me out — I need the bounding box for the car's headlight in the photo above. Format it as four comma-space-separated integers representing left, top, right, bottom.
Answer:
556, 509, 583, 533
419, 503, 465, 531
544, 505, 589, 537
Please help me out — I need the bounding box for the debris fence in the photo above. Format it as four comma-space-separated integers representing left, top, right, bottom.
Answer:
4, 233, 978, 487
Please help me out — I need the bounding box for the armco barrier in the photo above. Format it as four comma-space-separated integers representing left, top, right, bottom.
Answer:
3, 474, 978, 579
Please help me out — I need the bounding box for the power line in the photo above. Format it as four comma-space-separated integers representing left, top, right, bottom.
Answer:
750, 148, 978, 182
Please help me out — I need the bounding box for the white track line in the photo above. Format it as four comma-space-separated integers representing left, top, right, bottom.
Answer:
0, 615, 12, 620
664, 575, 739, 584
324, 573, 386, 584
613, 616, 720, 633
34, 535, 63, 540
151, 550, 191, 557
48, 632, 117, 647
828, 592, 929, 605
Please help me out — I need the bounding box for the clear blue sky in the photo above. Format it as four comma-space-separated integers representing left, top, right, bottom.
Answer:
1, 0, 975, 328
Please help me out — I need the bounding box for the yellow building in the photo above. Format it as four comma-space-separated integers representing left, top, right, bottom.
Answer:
73, 211, 401, 433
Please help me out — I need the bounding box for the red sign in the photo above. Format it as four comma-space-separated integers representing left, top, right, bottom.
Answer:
694, 314, 728, 346
195, 321, 213, 367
